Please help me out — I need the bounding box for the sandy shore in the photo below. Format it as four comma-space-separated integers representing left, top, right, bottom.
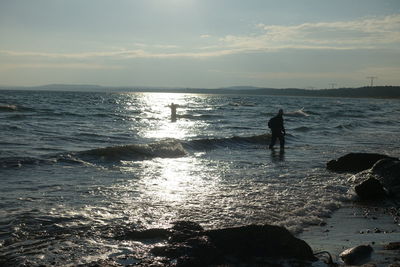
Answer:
300, 203, 400, 266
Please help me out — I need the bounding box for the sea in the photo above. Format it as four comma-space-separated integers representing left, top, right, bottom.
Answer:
0, 89, 399, 266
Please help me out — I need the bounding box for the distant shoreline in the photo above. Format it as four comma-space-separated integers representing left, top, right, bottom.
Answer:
1, 85, 400, 99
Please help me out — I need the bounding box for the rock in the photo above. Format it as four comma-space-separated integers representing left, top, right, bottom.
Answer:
169, 221, 204, 243
172, 221, 204, 232
116, 221, 317, 266
371, 158, 400, 197
327, 153, 396, 173
354, 177, 387, 200
350, 158, 400, 200
116, 228, 170, 240
384, 242, 400, 250
205, 224, 317, 262
186, 236, 218, 257
151, 243, 192, 258
175, 255, 205, 267
151, 230, 220, 266
77, 259, 120, 267
339, 244, 373, 265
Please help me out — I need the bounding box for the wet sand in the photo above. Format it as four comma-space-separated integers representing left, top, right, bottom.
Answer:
300, 204, 400, 266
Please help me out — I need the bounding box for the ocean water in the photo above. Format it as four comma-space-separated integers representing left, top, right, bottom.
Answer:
0, 90, 399, 266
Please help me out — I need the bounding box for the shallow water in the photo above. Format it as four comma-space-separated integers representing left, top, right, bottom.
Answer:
1, 90, 399, 265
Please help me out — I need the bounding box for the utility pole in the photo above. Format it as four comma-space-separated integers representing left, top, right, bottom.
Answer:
366, 76, 377, 87
329, 83, 337, 89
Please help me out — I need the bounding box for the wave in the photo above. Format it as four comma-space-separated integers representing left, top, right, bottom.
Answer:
0, 104, 36, 112
0, 156, 55, 169
76, 140, 187, 162
77, 134, 270, 162
229, 102, 257, 107
292, 126, 312, 132
1, 134, 271, 168
333, 122, 363, 130
285, 108, 310, 117
325, 111, 367, 119
177, 114, 222, 120
183, 134, 270, 150
0, 104, 18, 111
305, 110, 320, 115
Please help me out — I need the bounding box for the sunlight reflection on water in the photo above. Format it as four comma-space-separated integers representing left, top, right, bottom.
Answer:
132, 92, 208, 139
102, 92, 223, 227
114, 156, 222, 228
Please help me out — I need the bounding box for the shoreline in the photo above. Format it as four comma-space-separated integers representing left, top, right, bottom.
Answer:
77, 203, 400, 266
300, 203, 400, 265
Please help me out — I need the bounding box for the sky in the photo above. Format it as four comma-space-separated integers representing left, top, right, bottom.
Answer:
0, 0, 400, 89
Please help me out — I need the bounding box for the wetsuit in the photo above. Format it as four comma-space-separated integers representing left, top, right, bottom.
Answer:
268, 114, 285, 149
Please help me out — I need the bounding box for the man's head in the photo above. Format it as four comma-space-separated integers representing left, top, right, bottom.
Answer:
278, 109, 283, 116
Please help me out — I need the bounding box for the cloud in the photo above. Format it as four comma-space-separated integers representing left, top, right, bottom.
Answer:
230, 15, 400, 50
209, 68, 353, 79
0, 50, 126, 59
0, 63, 122, 71
209, 65, 400, 87
1, 14, 399, 63
0, 48, 239, 60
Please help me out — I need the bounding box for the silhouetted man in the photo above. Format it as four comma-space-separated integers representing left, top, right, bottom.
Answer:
268, 109, 285, 149
168, 103, 179, 121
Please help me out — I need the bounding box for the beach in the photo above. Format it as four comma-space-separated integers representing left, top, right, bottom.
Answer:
301, 203, 400, 266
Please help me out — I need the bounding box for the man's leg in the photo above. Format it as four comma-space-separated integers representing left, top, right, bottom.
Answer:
269, 133, 277, 149
279, 133, 285, 149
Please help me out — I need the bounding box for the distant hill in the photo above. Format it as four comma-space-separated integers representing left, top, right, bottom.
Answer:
218, 86, 261, 90
1, 84, 399, 99
240, 86, 400, 99
30, 84, 105, 91
118, 86, 400, 98
0, 84, 104, 91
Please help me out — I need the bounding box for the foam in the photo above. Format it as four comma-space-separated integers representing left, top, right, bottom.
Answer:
285, 108, 310, 117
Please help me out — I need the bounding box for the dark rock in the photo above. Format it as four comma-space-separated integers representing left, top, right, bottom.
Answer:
151, 235, 219, 266
355, 177, 387, 200
169, 221, 204, 243
384, 242, 400, 250
116, 228, 170, 240
149, 222, 219, 266
77, 259, 120, 267
205, 224, 317, 261
175, 255, 203, 267
151, 244, 192, 258
371, 158, 400, 197
117, 221, 317, 266
134, 258, 168, 267
172, 221, 204, 232
350, 158, 400, 200
184, 235, 218, 258
339, 244, 373, 265
327, 153, 396, 173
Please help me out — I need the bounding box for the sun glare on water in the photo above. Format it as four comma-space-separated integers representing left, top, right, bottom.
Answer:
112, 92, 218, 226
136, 93, 201, 140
